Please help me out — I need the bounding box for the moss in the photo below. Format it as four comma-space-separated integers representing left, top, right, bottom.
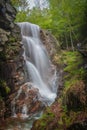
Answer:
53, 53, 63, 65
9, 36, 16, 42
33, 107, 55, 130
59, 51, 86, 112
62, 51, 85, 91
0, 79, 10, 98
5, 86, 10, 94
58, 112, 73, 128
58, 110, 87, 130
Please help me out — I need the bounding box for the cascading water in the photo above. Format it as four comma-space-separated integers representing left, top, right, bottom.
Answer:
19, 22, 57, 103
11, 22, 58, 119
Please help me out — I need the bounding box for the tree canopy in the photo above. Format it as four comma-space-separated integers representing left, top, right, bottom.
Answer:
11, 0, 87, 49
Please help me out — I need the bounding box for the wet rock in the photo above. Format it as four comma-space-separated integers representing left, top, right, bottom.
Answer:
6, 3, 16, 15
10, 22, 15, 28
40, 29, 60, 59
10, 82, 45, 118
0, 0, 16, 30
0, 0, 25, 119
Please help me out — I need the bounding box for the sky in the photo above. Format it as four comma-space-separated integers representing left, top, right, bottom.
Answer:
28, 0, 35, 9
28, 0, 48, 9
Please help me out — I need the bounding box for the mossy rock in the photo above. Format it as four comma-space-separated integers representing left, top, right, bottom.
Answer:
0, 79, 10, 98
64, 81, 86, 111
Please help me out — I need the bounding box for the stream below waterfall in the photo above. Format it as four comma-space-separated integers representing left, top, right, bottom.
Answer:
1, 22, 58, 130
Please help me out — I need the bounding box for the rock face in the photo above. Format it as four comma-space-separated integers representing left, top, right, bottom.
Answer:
0, 0, 16, 30
40, 30, 59, 59
0, 0, 25, 119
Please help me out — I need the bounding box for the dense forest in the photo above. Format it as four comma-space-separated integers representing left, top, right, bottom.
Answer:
0, 0, 87, 130
12, 0, 87, 49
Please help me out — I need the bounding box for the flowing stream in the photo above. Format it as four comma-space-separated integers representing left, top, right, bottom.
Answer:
5, 22, 58, 130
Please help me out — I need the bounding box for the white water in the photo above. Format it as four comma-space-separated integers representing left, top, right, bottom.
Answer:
11, 22, 58, 118
26, 61, 56, 103
22, 36, 50, 82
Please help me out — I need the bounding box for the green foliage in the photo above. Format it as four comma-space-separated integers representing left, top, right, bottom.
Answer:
5, 86, 10, 94
64, 52, 83, 76
40, 107, 55, 120
34, 107, 55, 130
0, 80, 10, 95
49, 0, 86, 42
9, 36, 16, 42
58, 113, 72, 127
53, 51, 85, 92
11, 0, 29, 11
14, 0, 87, 49
62, 105, 67, 113
63, 51, 84, 85
15, 8, 52, 29
59, 51, 86, 98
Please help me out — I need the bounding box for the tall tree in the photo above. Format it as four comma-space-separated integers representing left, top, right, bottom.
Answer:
49, 0, 86, 49
14, 0, 87, 49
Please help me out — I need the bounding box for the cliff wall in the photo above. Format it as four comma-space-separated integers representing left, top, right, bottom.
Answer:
0, 0, 25, 119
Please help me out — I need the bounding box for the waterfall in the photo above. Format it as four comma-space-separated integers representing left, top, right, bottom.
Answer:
19, 22, 57, 102
11, 22, 58, 118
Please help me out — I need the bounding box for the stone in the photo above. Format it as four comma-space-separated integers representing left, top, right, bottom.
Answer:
6, 3, 16, 14
10, 22, 15, 28
6, 13, 13, 22
9, 82, 45, 118
0, 0, 25, 119
40, 29, 58, 59
0, 0, 16, 30
1, 34, 8, 42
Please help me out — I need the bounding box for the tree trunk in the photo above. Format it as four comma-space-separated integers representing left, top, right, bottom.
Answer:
70, 30, 74, 51
65, 33, 69, 50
